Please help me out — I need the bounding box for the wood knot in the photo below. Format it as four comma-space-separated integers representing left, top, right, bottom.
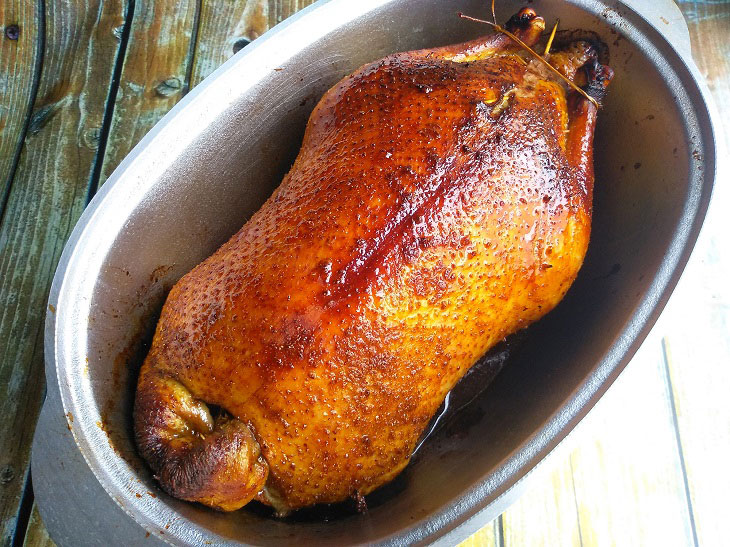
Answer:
83, 127, 101, 149
232, 37, 251, 54
29, 97, 71, 134
0, 465, 14, 484
155, 78, 182, 98
4, 25, 20, 40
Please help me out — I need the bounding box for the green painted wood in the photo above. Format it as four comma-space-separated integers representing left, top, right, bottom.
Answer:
95, 0, 322, 189
0, 6, 42, 542
0, 2, 42, 217
96, 0, 199, 188
0, 0, 128, 543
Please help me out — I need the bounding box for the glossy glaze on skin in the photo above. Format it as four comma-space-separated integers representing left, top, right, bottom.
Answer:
134, 8, 613, 514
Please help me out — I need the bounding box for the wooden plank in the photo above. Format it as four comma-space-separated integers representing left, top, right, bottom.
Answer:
0, 1, 42, 208
268, 0, 317, 27
18, 5, 198, 543
189, 0, 317, 88
22, 504, 54, 547
499, 330, 694, 547
189, 0, 269, 87
502, 459, 581, 547
96, 0, 199, 187
660, 4, 730, 547
0, 0, 128, 543
568, 334, 695, 547
458, 518, 499, 547
97, 0, 322, 188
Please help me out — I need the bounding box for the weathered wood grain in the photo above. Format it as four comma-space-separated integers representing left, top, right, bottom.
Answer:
190, 0, 316, 89
0, 0, 127, 543
96, 0, 320, 182
502, 459, 581, 546
660, 4, 730, 546
22, 505, 54, 547
189, 0, 269, 87
96, 0, 198, 187
500, 331, 695, 547
268, 0, 317, 27
457, 518, 499, 547
568, 334, 695, 547
0, 1, 42, 212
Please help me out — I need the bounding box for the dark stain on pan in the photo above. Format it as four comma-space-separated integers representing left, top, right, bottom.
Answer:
149, 264, 175, 284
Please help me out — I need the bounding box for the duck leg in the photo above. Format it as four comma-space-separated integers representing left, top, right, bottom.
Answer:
134, 361, 269, 511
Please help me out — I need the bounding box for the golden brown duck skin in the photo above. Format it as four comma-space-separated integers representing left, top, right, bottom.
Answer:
134, 8, 612, 513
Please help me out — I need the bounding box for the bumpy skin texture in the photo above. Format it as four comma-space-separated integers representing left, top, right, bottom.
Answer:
134, 9, 612, 514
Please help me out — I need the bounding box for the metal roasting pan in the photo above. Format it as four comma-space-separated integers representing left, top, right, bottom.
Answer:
32, 0, 718, 545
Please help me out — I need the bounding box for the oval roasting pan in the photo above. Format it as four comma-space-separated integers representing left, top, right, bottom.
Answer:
33, 0, 718, 545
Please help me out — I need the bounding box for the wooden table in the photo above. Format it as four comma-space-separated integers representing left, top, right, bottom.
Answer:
1, 1, 727, 545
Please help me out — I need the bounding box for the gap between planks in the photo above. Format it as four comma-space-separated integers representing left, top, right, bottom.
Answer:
0, 0, 45, 234
84, 0, 136, 206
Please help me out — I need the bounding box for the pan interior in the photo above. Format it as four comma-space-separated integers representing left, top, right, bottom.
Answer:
55, 0, 711, 544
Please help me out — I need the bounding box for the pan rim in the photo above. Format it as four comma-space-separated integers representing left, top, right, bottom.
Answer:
44, 0, 718, 544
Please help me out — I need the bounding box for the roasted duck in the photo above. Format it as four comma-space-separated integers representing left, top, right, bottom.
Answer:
134, 8, 613, 514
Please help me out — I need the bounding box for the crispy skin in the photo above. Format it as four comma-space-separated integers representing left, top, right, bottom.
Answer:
134, 9, 612, 513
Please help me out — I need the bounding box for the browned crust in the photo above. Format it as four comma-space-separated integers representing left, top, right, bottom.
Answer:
133, 9, 613, 513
